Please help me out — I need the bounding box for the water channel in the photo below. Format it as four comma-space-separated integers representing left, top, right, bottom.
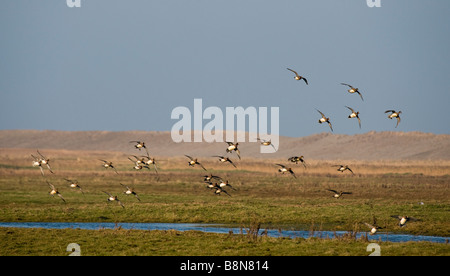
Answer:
0, 222, 448, 243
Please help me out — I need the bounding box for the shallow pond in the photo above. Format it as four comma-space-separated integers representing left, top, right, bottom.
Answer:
0, 222, 448, 243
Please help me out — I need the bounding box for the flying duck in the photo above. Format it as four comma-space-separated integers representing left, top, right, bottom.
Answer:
345, 106, 361, 129
205, 181, 217, 190
276, 164, 297, 178
64, 178, 83, 194
129, 155, 146, 166
364, 218, 384, 235
47, 181, 65, 203
225, 142, 241, 160
385, 110, 402, 128
326, 189, 352, 199
391, 215, 417, 227
99, 159, 118, 174
31, 150, 54, 176
142, 155, 158, 173
128, 157, 150, 171
212, 184, 232, 197
316, 109, 333, 132
219, 179, 237, 191
212, 155, 237, 168
341, 83, 364, 101
203, 173, 222, 182
333, 165, 354, 174
185, 155, 207, 171
256, 138, 276, 150
287, 68, 308, 85
120, 183, 141, 201
103, 191, 125, 208
130, 141, 148, 153
31, 154, 46, 176
288, 156, 307, 168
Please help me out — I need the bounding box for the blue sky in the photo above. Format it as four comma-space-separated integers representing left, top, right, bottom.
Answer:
1, 0, 449, 137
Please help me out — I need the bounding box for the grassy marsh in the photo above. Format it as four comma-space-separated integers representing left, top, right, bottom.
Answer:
0, 149, 449, 255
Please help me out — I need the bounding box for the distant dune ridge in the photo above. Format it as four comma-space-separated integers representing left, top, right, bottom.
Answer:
0, 130, 449, 160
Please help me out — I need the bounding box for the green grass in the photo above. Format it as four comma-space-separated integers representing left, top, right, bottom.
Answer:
1, 227, 448, 256
0, 159, 449, 256
0, 173, 448, 236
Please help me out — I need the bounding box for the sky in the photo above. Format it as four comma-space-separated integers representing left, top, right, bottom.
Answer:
1, 0, 449, 138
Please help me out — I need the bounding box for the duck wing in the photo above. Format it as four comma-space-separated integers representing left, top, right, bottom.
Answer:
287, 68, 299, 77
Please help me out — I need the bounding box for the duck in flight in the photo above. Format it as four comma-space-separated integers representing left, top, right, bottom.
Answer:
212, 184, 232, 197
103, 191, 125, 208
287, 68, 308, 85
120, 183, 141, 201
225, 142, 241, 160
141, 155, 158, 173
288, 156, 307, 168
185, 155, 207, 171
31, 150, 54, 176
219, 179, 237, 191
364, 216, 384, 235
326, 189, 352, 199
341, 83, 364, 101
385, 110, 402, 128
99, 159, 118, 174
256, 138, 276, 150
345, 106, 361, 129
316, 109, 333, 132
276, 164, 297, 178
128, 157, 150, 171
333, 165, 354, 174
212, 155, 237, 168
64, 178, 84, 194
130, 141, 148, 154
47, 181, 66, 203
391, 215, 418, 227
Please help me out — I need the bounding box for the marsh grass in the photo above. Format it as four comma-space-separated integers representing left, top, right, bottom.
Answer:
1, 226, 448, 256
0, 149, 449, 255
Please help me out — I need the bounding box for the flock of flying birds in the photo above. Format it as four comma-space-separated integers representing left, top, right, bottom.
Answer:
286, 68, 403, 131
28, 67, 412, 234
31, 138, 417, 233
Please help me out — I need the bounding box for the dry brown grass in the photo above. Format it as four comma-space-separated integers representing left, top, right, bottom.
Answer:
3, 147, 450, 175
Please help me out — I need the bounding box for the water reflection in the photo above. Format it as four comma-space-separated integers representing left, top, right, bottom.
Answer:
0, 222, 447, 243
